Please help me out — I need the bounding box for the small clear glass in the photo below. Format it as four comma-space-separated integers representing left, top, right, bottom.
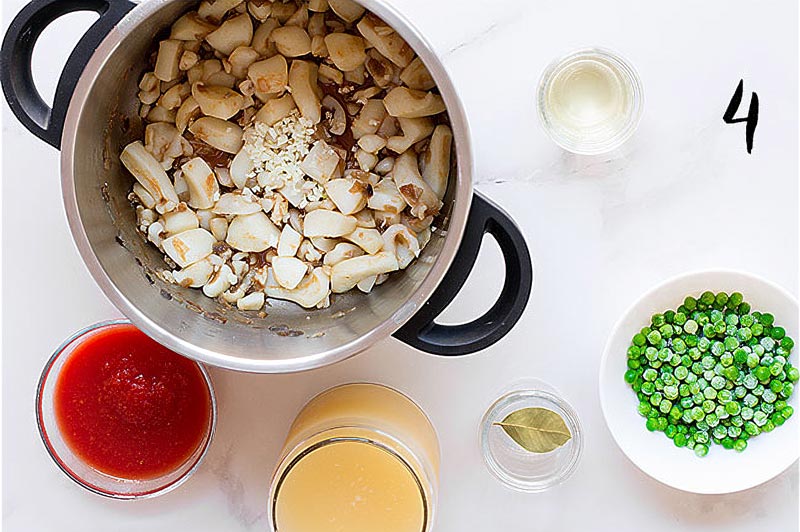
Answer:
537, 47, 643, 155
480, 385, 583, 492
36, 319, 217, 500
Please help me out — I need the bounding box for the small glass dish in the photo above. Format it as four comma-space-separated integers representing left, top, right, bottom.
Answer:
537, 47, 643, 155
36, 319, 217, 500
480, 388, 583, 492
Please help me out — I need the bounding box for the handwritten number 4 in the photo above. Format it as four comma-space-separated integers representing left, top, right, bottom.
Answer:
723, 79, 758, 154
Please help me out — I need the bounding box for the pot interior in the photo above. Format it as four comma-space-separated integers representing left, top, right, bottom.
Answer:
67, 0, 466, 371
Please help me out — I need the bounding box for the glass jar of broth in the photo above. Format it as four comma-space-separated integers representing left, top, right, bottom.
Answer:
268, 383, 439, 532
537, 47, 643, 155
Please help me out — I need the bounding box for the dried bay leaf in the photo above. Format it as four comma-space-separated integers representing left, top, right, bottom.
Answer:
494, 407, 572, 453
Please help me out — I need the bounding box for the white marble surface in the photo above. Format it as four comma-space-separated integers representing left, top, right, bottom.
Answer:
2, 0, 798, 530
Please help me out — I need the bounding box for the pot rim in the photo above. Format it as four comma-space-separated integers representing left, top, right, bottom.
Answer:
60, 0, 474, 373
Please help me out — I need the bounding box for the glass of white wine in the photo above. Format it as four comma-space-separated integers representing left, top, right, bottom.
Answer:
537, 47, 643, 155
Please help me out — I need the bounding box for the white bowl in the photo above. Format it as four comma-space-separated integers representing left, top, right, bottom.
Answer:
599, 270, 798, 494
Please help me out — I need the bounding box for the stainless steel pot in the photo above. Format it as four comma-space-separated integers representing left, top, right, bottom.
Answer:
2, 0, 533, 373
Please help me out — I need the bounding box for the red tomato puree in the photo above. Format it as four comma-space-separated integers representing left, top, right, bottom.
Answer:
54, 324, 211, 480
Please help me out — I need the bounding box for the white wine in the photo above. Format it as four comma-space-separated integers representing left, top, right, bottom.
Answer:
538, 48, 642, 154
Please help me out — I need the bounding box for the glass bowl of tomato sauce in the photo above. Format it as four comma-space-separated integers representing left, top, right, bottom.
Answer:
36, 320, 217, 499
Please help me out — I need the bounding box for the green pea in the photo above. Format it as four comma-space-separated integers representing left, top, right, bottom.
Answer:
706, 413, 719, 427
787, 367, 799, 383
746, 353, 760, 369
728, 292, 744, 308
721, 437, 734, 450
754, 366, 771, 382
752, 323, 764, 337
782, 406, 794, 419
761, 402, 775, 414
771, 326, 786, 340
693, 443, 709, 457
645, 417, 658, 431
684, 296, 698, 311
759, 313, 775, 326
753, 411, 768, 426
659, 324, 674, 339
700, 291, 715, 305
741, 406, 754, 420
762, 389, 778, 403
762, 421, 776, 432
772, 413, 787, 426
744, 421, 760, 436
725, 402, 741, 416
647, 330, 662, 345
780, 382, 794, 398
781, 337, 794, 350
733, 439, 747, 452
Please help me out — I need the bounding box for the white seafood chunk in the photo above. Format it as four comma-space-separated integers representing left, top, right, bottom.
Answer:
383, 87, 445, 118
303, 210, 357, 238
189, 117, 244, 154
198, 0, 244, 23
181, 157, 220, 210
155, 40, 183, 82
420, 124, 452, 200
237, 291, 265, 310
270, 26, 311, 58
324, 33, 366, 72
331, 251, 399, 293
121, 141, 179, 210
272, 256, 308, 289
278, 225, 303, 257
265, 267, 330, 308
133, 182, 156, 209
170, 12, 217, 41
382, 224, 421, 269
248, 55, 288, 96
300, 140, 340, 183
192, 82, 244, 120
324, 178, 367, 215
386, 117, 433, 154
226, 212, 281, 252
288, 60, 321, 124
163, 205, 200, 235
206, 13, 253, 56
323, 242, 364, 266
367, 178, 406, 214
328, 0, 365, 22
343, 227, 383, 254
173, 258, 214, 288
229, 147, 254, 189
212, 192, 262, 215
357, 134, 386, 154
357, 14, 413, 68
254, 94, 297, 125
162, 228, 215, 268
209, 217, 229, 241
393, 151, 442, 219
400, 57, 435, 91
203, 264, 237, 298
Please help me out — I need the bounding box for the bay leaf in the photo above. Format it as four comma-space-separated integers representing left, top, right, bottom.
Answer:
493, 407, 572, 453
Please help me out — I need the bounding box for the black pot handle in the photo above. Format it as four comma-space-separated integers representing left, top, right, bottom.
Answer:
1, 0, 136, 149
393, 192, 533, 356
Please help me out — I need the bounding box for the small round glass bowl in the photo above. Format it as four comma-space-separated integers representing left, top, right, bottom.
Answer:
480, 389, 583, 492
36, 319, 217, 500
537, 47, 643, 155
